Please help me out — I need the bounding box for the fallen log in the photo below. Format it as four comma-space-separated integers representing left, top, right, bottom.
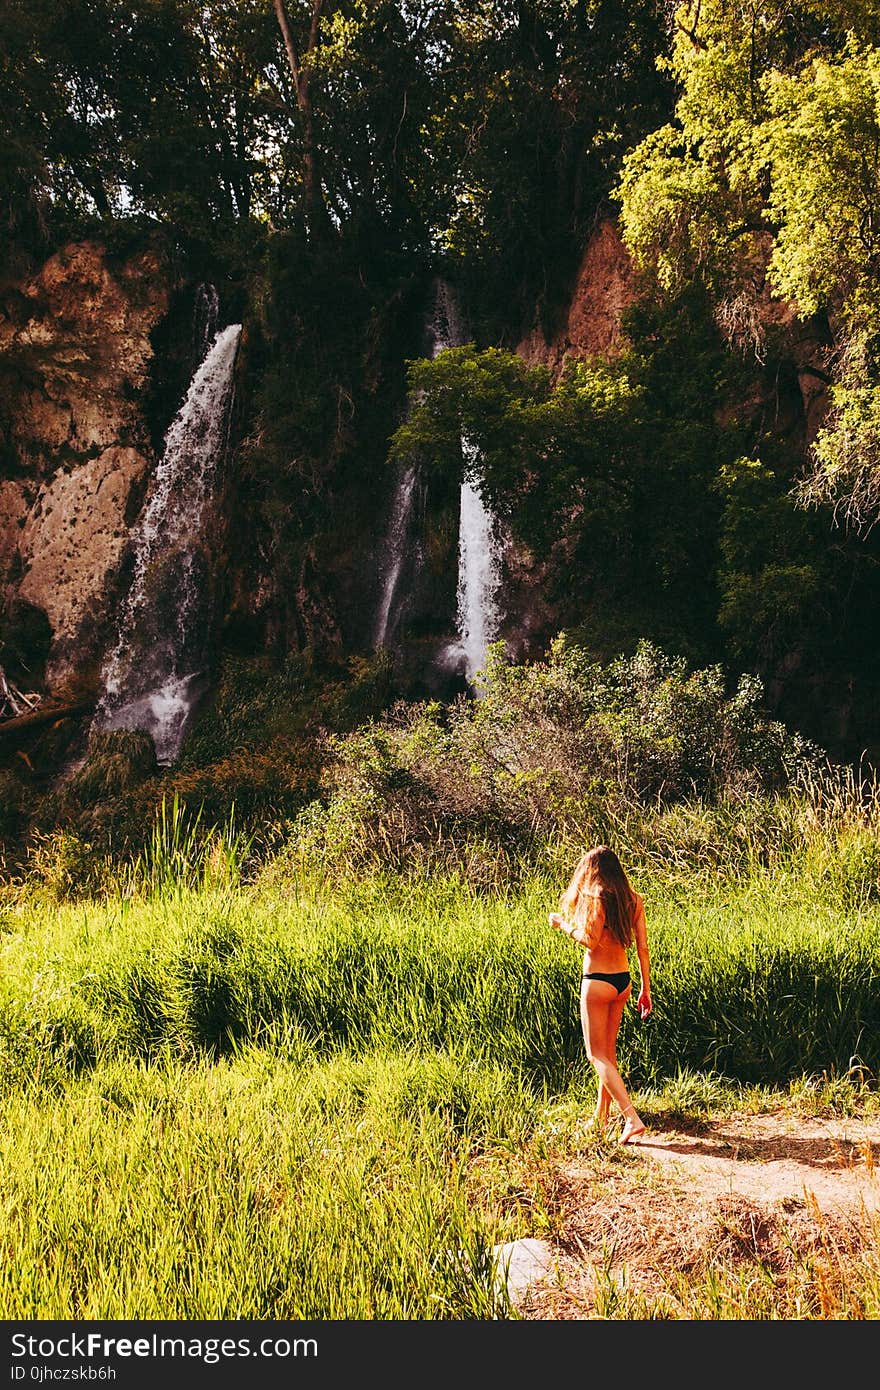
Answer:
0, 700, 94, 742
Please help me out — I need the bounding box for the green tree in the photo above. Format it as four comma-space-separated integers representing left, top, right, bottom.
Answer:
763, 42, 880, 526
390, 297, 739, 662
615, 1, 880, 527
428, 0, 673, 340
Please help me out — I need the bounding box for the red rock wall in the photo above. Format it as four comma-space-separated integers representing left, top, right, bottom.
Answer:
0, 241, 174, 686
516, 217, 636, 375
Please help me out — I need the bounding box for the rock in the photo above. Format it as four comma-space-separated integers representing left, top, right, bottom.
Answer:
0, 239, 174, 686
517, 217, 636, 376
492, 1237, 559, 1308
14, 446, 151, 663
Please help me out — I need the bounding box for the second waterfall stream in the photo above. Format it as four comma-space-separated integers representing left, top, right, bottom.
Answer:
375, 279, 504, 685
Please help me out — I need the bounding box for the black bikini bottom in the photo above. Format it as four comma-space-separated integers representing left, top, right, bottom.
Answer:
581, 970, 631, 995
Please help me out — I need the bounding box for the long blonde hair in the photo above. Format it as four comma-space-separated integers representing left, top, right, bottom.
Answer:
559, 845, 637, 948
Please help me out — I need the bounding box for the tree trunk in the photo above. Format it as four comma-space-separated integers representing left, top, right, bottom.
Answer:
272, 0, 327, 237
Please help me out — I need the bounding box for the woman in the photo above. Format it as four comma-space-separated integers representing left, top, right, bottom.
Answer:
549, 845, 652, 1143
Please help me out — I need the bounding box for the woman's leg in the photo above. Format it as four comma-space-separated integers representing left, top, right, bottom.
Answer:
607, 989, 645, 1141
586, 989, 627, 1124
599, 988, 629, 1122
580, 981, 645, 1140
594, 1080, 611, 1126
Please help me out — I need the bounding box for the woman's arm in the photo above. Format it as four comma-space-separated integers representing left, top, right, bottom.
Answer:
548, 912, 591, 947
633, 894, 652, 1018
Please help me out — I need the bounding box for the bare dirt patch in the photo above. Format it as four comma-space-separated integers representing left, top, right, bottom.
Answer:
517, 1111, 880, 1318
633, 1112, 880, 1213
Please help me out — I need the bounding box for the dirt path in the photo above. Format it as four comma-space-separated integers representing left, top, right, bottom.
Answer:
632, 1112, 880, 1213
515, 1111, 880, 1318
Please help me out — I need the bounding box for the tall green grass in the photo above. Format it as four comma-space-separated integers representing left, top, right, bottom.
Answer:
0, 1049, 529, 1318
2, 774, 879, 1319
2, 867, 877, 1087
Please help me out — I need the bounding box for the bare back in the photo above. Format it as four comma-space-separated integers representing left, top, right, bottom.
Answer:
581, 890, 645, 974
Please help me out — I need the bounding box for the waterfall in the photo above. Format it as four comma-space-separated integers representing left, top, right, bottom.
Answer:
373, 462, 418, 650
94, 320, 242, 765
373, 281, 455, 652
456, 440, 504, 685
434, 282, 503, 687
374, 278, 504, 685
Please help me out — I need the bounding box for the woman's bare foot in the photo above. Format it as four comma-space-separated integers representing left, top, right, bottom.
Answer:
620, 1111, 646, 1144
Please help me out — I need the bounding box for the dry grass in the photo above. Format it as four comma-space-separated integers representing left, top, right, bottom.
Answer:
511, 1112, 880, 1319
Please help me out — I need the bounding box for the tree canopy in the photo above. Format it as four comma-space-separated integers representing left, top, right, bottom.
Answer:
615, 0, 880, 528
1, 2, 674, 328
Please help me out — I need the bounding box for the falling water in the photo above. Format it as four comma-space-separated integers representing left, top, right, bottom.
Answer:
373, 280, 462, 651
373, 462, 418, 649
374, 279, 504, 682
372, 280, 455, 650
434, 282, 504, 686
94, 321, 242, 764
456, 439, 504, 685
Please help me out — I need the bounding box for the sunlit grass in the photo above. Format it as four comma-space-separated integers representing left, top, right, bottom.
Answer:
2, 862, 877, 1086
0, 1048, 524, 1319
1, 786, 879, 1319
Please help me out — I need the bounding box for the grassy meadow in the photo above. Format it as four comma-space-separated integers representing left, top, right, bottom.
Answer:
2, 781, 880, 1320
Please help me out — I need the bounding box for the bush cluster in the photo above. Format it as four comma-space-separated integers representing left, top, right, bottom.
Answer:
278, 636, 825, 880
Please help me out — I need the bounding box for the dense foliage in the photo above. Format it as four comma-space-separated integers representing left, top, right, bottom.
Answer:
615, 0, 880, 528
389, 310, 880, 753
4, 0, 880, 837
0, 1, 672, 331
274, 637, 826, 885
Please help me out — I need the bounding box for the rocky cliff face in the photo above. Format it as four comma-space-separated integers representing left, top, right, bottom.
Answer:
516, 216, 637, 373
517, 215, 832, 438
0, 240, 175, 690
0, 220, 852, 769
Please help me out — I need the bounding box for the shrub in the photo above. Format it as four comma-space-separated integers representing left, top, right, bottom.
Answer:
280, 636, 825, 878
23, 829, 116, 902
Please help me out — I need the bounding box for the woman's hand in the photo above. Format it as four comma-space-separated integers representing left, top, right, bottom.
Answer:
549, 912, 588, 945
637, 990, 652, 1019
